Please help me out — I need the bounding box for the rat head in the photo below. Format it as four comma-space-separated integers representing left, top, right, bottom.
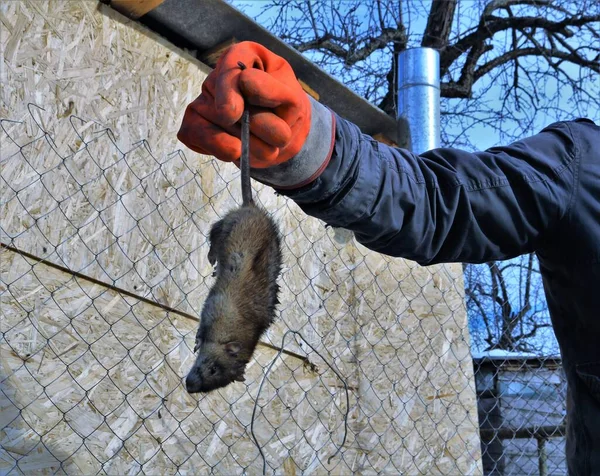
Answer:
185, 340, 247, 393
185, 291, 253, 393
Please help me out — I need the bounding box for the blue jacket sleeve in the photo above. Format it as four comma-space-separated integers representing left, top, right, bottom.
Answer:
279, 114, 585, 265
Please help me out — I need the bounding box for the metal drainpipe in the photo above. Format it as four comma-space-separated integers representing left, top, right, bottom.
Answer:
333, 47, 440, 245
397, 47, 440, 154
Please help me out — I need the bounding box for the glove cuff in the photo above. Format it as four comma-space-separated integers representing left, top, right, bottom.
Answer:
250, 96, 335, 189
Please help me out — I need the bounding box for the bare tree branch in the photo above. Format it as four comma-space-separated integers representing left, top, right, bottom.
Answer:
439, 13, 600, 75
442, 44, 600, 98
515, 323, 552, 341
465, 286, 495, 346
291, 27, 407, 66
422, 0, 457, 49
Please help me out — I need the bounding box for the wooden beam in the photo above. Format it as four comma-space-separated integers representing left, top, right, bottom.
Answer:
199, 38, 239, 67
297, 79, 320, 101
110, 0, 165, 19
372, 133, 398, 147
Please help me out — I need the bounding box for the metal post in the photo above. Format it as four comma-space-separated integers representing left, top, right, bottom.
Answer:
397, 47, 440, 154
333, 47, 440, 245
537, 437, 548, 476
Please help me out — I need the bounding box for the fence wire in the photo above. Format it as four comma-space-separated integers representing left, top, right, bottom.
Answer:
0, 106, 565, 475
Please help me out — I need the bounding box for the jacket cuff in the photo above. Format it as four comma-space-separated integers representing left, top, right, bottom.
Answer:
250, 96, 336, 189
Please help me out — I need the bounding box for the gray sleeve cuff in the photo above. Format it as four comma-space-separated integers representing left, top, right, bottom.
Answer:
249, 96, 336, 189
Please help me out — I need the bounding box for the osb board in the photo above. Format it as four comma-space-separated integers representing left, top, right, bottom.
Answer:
0, 1, 482, 474
346, 248, 481, 474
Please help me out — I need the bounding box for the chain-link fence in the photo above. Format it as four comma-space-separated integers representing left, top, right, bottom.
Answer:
0, 105, 569, 476
465, 255, 567, 476
473, 353, 566, 475
1, 105, 480, 475
0, 2, 571, 473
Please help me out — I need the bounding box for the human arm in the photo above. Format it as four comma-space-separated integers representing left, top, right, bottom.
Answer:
275, 110, 581, 265
177, 41, 582, 266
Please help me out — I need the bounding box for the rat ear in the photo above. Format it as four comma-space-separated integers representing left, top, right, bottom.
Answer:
234, 364, 246, 382
224, 341, 241, 357
193, 332, 203, 353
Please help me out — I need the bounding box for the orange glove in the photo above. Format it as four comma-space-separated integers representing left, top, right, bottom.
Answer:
177, 42, 311, 168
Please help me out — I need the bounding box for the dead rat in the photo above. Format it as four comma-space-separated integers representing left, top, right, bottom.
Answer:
185, 62, 283, 394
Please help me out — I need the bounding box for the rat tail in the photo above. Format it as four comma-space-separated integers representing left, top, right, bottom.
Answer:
240, 107, 253, 205
237, 61, 253, 206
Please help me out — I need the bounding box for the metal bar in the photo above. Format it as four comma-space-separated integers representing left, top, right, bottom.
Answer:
397, 47, 440, 154
537, 437, 548, 476
134, 0, 399, 142
0, 242, 200, 322
2, 242, 311, 364
479, 424, 566, 440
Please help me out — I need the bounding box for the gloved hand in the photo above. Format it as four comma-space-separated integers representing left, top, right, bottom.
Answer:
177, 41, 310, 168
177, 41, 335, 188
